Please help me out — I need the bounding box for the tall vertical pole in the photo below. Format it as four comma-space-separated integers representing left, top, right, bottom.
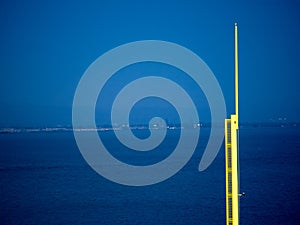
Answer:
232, 21, 239, 225
235, 22, 239, 124
225, 22, 240, 225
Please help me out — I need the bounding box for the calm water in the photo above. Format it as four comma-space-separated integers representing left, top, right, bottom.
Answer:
0, 126, 299, 224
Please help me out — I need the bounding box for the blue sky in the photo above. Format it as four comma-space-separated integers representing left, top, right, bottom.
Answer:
0, 0, 299, 126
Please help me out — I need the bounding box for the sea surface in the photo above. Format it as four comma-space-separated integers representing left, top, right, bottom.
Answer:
0, 126, 299, 224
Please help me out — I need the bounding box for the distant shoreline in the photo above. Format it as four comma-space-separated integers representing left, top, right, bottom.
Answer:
0, 122, 299, 134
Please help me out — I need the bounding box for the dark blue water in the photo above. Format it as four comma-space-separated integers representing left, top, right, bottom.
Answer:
0, 126, 299, 224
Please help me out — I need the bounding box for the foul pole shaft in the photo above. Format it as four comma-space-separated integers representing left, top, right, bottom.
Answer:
232, 22, 239, 225
235, 23, 239, 123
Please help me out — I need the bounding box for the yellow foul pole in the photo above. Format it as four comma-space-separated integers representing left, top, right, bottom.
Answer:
235, 22, 239, 124
225, 23, 239, 225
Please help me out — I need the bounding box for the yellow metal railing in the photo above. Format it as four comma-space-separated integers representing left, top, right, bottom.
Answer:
225, 116, 239, 225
